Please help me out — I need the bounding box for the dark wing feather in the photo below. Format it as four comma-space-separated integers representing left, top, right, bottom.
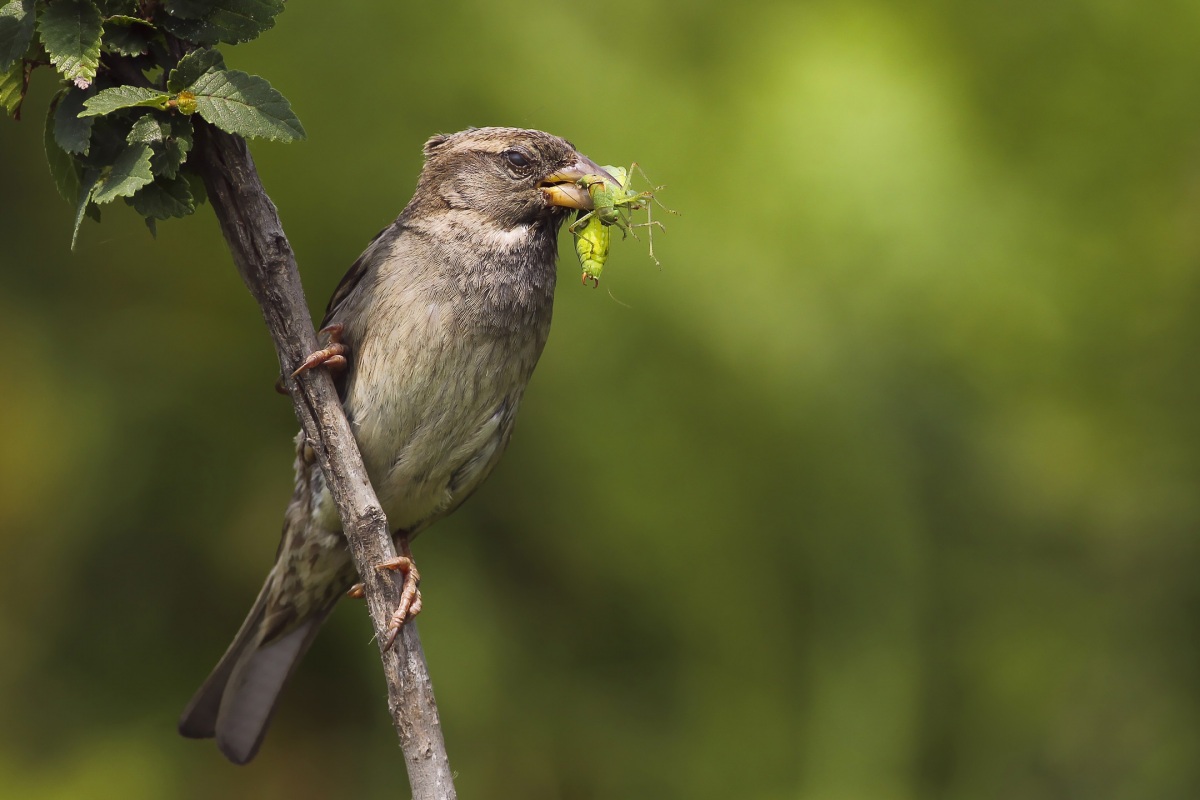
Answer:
319, 222, 399, 327
318, 223, 404, 399
321, 252, 370, 328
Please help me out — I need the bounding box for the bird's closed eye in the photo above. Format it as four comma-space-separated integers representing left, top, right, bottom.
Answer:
503, 149, 532, 171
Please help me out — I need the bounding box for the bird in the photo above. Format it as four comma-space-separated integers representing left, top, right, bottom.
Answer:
179, 127, 610, 764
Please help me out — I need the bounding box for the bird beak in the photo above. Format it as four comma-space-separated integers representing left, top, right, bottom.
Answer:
540, 155, 618, 210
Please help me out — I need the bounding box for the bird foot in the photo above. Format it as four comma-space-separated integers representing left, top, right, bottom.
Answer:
291, 323, 349, 379
378, 554, 422, 649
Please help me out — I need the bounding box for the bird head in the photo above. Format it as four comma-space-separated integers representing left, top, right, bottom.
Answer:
412, 127, 615, 230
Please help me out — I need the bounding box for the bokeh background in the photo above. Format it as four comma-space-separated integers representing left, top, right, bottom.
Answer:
3, 1, 1199, 798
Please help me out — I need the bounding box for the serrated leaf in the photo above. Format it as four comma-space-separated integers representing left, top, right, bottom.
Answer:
124, 111, 192, 178
78, 114, 128, 167
162, 0, 211, 19
102, 15, 154, 56
154, 137, 186, 177
0, 0, 36, 72
129, 173, 195, 219
153, 115, 193, 178
20, 27, 44, 60
101, 25, 144, 56
105, 13, 154, 28
39, 0, 104, 88
145, 36, 168, 64
168, 112, 195, 144
190, 68, 303, 142
80, 85, 171, 116
53, 85, 95, 153
184, 168, 206, 206
0, 60, 21, 117
97, 0, 137, 15
45, 96, 82, 202
166, 46, 224, 92
159, 0, 283, 46
92, 141, 154, 204
72, 168, 101, 249
126, 111, 165, 144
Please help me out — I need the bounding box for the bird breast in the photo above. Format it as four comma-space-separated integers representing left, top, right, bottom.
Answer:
332, 233, 553, 533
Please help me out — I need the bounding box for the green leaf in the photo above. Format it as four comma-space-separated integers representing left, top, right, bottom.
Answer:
39, 0, 104, 88
146, 36, 169, 66
154, 137, 188, 177
124, 111, 192, 178
190, 68, 304, 142
162, 0, 211, 19
159, 0, 283, 46
105, 13, 154, 28
166, 46, 224, 93
77, 114, 127, 167
97, 0, 137, 15
72, 168, 101, 249
0, 60, 21, 117
102, 15, 155, 57
80, 85, 171, 116
153, 115, 193, 178
45, 95, 82, 202
184, 168, 206, 206
129, 173, 195, 219
54, 85, 95, 153
100, 24, 144, 56
0, 0, 36, 72
92, 141, 154, 204
126, 111, 165, 144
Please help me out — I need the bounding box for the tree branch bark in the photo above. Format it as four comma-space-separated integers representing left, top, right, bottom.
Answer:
192, 122, 456, 799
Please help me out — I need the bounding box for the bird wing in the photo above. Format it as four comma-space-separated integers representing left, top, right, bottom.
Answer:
319, 222, 400, 328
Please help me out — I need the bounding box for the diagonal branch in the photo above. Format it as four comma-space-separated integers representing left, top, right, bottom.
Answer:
192, 121, 456, 800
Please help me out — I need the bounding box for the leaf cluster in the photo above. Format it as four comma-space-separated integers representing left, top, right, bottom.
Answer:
1, 0, 304, 247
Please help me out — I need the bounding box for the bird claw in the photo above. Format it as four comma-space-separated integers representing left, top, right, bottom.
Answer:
291, 323, 349, 379
378, 555, 422, 649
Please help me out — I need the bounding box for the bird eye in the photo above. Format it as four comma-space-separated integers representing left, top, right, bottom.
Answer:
503, 149, 532, 170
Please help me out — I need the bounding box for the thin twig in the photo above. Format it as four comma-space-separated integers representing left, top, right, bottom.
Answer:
192, 121, 456, 799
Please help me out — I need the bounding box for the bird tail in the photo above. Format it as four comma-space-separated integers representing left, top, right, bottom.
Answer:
178, 577, 334, 765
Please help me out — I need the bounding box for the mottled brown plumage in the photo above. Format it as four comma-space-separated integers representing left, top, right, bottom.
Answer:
179, 128, 609, 764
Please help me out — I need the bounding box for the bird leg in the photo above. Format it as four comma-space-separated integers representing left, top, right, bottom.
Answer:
346, 540, 423, 648
291, 323, 349, 379
274, 324, 349, 393
380, 537, 422, 649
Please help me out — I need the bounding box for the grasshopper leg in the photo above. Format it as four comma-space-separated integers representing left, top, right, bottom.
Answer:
569, 210, 598, 235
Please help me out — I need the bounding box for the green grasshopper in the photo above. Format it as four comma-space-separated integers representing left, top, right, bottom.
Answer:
569, 163, 676, 287
573, 209, 611, 288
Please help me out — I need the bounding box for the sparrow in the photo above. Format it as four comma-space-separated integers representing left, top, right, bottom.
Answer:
179, 127, 610, 764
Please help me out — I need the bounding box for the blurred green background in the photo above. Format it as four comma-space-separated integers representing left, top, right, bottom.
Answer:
3, 1, 1199, 798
